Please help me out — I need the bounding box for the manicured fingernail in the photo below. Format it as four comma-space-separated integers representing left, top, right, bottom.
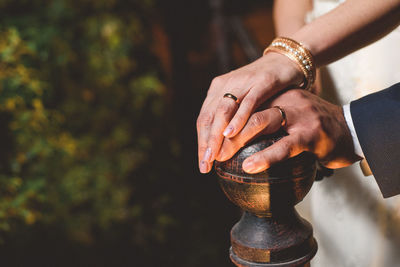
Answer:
243, 159, 256, 173
223, 125, 234, 137
203, 147, 212, 162
200, 161, 208, 173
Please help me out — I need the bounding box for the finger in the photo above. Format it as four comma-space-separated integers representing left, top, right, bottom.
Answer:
197, 75, 246, 173
204, 96, 241, 167
217, 107, 283, 161
197, 98, 217, 173
223, 85, 278, 138
242, 134, 304, 174
197, 76, 228, 173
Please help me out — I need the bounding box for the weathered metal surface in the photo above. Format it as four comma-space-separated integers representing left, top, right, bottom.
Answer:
215, 134, 318, 267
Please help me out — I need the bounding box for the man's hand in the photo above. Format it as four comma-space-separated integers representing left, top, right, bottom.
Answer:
197, 52, 304, 173
216, 89, 362, 173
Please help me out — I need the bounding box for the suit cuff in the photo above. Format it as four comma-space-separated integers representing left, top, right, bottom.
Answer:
343, 104, 364, 158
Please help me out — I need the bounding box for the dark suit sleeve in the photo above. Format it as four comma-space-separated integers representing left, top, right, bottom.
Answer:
350, 82, 400, 198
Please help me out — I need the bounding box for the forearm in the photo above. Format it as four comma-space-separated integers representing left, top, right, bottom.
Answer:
273, 0, 312, 36
290, 0, 400, 66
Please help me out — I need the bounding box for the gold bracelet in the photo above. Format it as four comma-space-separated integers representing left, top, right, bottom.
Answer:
263, 37, 316, 91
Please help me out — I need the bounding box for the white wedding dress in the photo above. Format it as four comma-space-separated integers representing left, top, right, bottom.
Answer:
297, 1, 400, 266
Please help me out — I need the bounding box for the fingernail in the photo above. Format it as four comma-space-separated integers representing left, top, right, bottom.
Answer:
200, 161, 208, 173
243, 159, 256, 173
203, 147, 212, 162
223, 125, 234, 137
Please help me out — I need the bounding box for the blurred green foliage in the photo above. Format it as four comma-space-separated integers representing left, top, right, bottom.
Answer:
0, 0, 178, 247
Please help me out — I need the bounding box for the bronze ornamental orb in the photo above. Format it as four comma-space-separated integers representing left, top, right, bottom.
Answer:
215, 134, 318, 267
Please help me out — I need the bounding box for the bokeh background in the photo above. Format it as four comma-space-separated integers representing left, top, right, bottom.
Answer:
0, 0, 275, 266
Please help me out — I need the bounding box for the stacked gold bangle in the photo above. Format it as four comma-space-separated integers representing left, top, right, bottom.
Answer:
263, 37, 316, 91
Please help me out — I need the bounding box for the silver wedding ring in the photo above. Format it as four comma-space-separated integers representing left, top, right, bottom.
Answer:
273, 106, 287, 127
223, 93, 240, 105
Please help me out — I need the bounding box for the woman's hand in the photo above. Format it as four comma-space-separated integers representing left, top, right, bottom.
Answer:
197, 52, 303, 173
216, 89, 362, 173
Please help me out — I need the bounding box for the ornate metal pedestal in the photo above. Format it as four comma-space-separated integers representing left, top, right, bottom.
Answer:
215, 135, 318, 267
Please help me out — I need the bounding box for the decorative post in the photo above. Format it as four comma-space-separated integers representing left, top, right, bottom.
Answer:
215, 134, 318, 267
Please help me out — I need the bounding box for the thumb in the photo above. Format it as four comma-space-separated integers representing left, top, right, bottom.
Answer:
242, 133, 304, 174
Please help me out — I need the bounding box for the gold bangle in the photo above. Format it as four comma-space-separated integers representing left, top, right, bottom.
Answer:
263, 37, 316, 91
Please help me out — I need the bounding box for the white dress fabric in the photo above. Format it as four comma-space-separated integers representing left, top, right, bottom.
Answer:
297, 1, 400, 266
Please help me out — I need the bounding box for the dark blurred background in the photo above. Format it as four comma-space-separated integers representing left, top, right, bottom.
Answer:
0, 0, 275, 266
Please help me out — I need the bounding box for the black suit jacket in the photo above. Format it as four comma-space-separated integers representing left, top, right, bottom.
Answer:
350, 82, 400, 198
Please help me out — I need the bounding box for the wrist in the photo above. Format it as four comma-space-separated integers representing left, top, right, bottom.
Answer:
263, 37, 316, 91
261, 52, 304, 90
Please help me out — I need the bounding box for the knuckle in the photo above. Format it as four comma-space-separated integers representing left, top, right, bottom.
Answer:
303, 103, 312, 111
211, 76, 224, 87
249, 113, 266, 129
304, 102, 318, 113
287, 89, 304, 98
197, 113, 213, 128
198, 145, 208, 152
313, 119, 322, 130
217, 103, 233, 117
308, 116, 322, 132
